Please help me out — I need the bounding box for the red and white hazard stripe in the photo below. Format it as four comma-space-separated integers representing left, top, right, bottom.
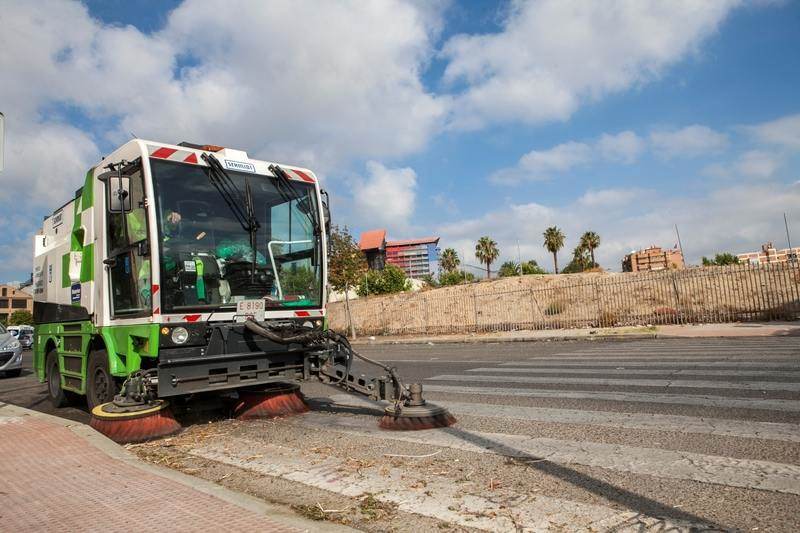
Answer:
281, 168, 316, 183
147, 145, 200, 164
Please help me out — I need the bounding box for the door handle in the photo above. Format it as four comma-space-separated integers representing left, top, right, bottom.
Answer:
103, 258, 117, 267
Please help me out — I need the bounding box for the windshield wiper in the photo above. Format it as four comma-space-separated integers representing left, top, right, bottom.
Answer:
201, 153, 261, 282
268, 164, 320, 232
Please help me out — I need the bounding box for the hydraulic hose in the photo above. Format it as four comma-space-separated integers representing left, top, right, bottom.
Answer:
243, 319, 406, 404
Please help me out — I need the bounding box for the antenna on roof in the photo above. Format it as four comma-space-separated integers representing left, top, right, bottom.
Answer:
129, 131, 137, 139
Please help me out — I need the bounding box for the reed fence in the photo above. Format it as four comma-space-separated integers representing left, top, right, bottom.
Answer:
327, 263, 800, 336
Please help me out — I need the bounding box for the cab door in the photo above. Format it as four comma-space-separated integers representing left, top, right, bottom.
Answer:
105, 162, 152, 318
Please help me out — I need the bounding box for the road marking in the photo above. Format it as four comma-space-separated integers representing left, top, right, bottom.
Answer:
533, 355, 800, 361
190, 440, 706, 532
422, 384, 800, 411
426, 374, 800, 391
297, 413, 800, 495
326, 394, 800, 443
467, 367, 800, 378
502, 361, 800, 368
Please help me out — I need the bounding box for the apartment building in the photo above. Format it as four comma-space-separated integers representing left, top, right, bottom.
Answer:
622, 246, 685, 272
0, 284, 33, 324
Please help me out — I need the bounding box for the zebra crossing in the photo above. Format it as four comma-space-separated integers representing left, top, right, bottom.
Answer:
324, 338, 800, 530
188, 338, 800, 532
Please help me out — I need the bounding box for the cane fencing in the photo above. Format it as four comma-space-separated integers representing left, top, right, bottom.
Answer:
327, 263, 800, 336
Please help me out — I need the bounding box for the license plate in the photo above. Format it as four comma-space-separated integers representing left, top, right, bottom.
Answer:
235, 299, 265, 322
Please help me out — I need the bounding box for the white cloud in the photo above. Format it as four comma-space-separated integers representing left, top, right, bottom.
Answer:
596, 131, 646, 164
735, 150, 781, 179
490, 130, 644, 184
650, 125, 729, 158
490, 141, 591, 183
351, 162, 418, 234
437, 182, 800, 271
577, 188, 647, 208
0, 0, 447, 190
442, 0, 741, 129
745, 113, 800, 150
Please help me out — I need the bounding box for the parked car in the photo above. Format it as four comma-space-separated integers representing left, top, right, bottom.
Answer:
18, 333, 33, 349
0, 324, 23, 377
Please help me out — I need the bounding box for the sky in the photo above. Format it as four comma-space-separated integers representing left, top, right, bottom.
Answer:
1, 0, 799, 282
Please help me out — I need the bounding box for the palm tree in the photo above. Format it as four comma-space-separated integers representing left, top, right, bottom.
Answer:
580, 231, 600, 267
543, 226, 565, 273
475, 236, 500, 279
439, 248, 460, 273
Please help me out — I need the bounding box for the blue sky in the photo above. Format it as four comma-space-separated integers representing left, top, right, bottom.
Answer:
1, 0, 799, 281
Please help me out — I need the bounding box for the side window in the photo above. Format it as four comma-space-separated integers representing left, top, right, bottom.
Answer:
106, 166, 151, 317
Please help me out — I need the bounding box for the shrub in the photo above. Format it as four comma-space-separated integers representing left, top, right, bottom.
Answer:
357, 264, 410, 296
598, 310, 617, 327
544, 300, 566, 315
439, 270, 476, 286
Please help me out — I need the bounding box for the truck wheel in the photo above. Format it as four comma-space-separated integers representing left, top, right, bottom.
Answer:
87, 349, 119, 410
46, 350, 69, 408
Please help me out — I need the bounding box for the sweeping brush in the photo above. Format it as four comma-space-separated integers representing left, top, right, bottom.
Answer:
233, 383, 309, 420
379, 402, 457, 431
90, 400, 181, 444
378, 383, 457, 431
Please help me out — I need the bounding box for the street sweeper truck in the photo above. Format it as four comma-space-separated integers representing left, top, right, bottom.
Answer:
33, 139, 454, 442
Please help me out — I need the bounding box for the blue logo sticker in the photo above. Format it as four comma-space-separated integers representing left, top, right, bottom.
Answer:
71, 283, 81, 304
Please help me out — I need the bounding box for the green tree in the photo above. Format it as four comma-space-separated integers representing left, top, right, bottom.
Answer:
475, 236, 500, 279
562, 244, 593, 274
543, 226, 566, 273
498, 261, 520, 277
439, 270, 475, 286
702, 253, 740, 266
439, 248, 460, 273
327, 225, 367, 337
520, 260, 547, 275
357, 264, 409, 296
580, 231, 601, 267
7, 310, 33, 326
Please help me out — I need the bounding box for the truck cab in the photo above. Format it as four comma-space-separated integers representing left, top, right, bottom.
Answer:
33, 140, 329, 409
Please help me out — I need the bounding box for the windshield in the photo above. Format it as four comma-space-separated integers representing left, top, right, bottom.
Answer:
150, 158, 322, 312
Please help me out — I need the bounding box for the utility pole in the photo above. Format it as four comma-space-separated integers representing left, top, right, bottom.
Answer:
786, 212, 796, 264
516, 239, 522, 276
674, 224, 685, 263
0, 112, 5, 173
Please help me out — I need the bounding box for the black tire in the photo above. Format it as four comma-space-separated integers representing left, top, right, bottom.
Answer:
46, 350, 69, 408
86, 349, 119, 410
5, 368, 22, 378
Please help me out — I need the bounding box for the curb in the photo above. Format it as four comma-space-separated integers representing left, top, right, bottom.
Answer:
351, 331, 659, 346
0, 401, 356, 533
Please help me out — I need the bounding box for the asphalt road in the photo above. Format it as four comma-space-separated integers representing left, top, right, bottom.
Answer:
3, 337, 800, 531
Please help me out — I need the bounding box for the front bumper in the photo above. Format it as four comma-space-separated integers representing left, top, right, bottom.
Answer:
155, 321, 315, 397
0, 348, 23, 372
157, 349, 308, 397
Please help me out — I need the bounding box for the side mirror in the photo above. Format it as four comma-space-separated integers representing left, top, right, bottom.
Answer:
321, 189, 331, 236
108, 172, 131, 213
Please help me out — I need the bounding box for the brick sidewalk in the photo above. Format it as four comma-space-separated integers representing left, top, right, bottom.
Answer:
0, 404, 349, 532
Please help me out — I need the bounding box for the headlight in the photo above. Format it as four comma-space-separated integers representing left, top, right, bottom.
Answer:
171, 327, 189, 345
7, 340, 20, 350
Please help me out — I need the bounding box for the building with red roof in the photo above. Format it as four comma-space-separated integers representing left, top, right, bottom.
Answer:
359, 229, 440, 278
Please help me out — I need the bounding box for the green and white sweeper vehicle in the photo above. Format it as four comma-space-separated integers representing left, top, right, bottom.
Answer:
32, 139, 453, 442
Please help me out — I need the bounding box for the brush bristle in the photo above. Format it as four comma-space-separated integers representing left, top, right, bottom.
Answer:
233, 388, 309, 420
378, 412, 457, 431
90, 408, 182, 444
